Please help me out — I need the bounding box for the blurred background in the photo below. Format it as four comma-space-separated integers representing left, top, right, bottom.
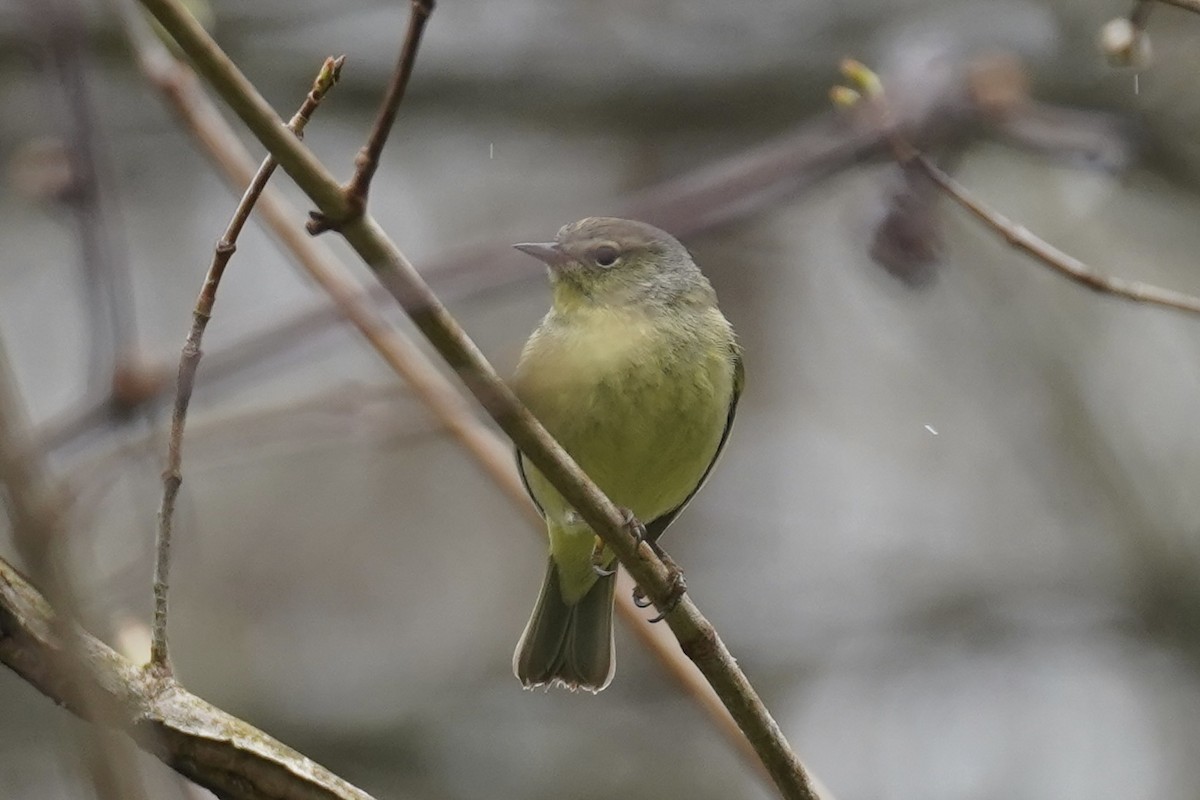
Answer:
3, 0, 1200, 798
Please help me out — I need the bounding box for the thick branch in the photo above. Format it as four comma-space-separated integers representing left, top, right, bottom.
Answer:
134, 0, 820, 796
0, 557, 378, 800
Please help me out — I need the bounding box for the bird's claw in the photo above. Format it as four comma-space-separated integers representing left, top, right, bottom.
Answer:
632, 550, 688, 623
590, 538, 615, 577
619, 507, 648, 546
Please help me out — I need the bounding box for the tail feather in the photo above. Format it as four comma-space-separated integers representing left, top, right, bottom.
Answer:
513, 557, 616, 693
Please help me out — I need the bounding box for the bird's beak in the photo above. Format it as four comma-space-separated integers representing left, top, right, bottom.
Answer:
513, 241, 569, 269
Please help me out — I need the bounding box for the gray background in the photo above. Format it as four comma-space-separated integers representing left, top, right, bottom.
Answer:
2, 0, 1200, 798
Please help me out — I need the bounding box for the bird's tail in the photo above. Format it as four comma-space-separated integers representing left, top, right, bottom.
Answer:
513, 557, 616, 693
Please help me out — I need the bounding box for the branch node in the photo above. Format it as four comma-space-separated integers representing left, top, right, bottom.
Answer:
334, 0, 434, 219
306, 204, 359, 235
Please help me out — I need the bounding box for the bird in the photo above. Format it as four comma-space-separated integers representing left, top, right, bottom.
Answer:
510, 216, 742, 693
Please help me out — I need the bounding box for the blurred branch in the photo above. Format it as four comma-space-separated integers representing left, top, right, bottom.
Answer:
837, 59, 1200, 318
911, 151, 1200, 315
22, 0, 137, 395
132, 0, 822, 797
150, 54, 345, 675
0, 556, 380, 800
33, 112, 876, 457
104, 0, 797, 791
35, 50, 1131, 451
0, 337, 148, 800
308, 0, 433, 234
1156, 0, 1200, 13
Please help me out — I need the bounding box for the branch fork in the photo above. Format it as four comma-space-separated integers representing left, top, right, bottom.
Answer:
306, 0, 433, 235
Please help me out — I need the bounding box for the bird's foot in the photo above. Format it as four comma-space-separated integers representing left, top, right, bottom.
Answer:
590, 537, 616, 577
632, 548, 687, 623
618, 507, 648, 546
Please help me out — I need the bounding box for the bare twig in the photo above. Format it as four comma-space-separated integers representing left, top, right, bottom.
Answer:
134, 2, 821, 797
837, 59, 1200, 318
307, 0, 434, 234
911, 152, 1200, 314
150, 56, 345, 674
0, 556, 380, 800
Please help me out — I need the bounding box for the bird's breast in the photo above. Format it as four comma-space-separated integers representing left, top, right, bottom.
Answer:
514, 306, 734, 525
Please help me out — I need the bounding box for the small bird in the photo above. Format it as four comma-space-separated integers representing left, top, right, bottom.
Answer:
511, 217, 743, 693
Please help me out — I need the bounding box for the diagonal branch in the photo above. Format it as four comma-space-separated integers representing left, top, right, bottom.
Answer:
133, 0, 822, 797
910, 151, 1200, 315
107, 1, 804, 792
836, 59, 1200, 318
150, 54, 345, 675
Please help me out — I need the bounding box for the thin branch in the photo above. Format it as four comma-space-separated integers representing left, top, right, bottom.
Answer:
309, 0, 434, 234
0, 556, 380, 800
134, 1, 821, 797
911, 152, 1200, 314
23, 0, 138, 395
150, 55, 344, 674
837, 59, 1200, 319
107, 4, 791, 790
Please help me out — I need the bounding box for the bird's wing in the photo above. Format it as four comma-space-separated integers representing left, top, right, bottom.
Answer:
643, 343, 744, 543
515, 449, 545, 519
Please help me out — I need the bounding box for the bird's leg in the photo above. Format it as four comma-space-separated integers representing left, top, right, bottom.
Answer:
592, 505, 646, 576
632, 578, 688, 621
619, 513, 686, 623
590, 535, 616, 577
631, 537, 688, 624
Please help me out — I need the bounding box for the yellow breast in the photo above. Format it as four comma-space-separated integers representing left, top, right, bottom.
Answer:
513, 304, 736, 527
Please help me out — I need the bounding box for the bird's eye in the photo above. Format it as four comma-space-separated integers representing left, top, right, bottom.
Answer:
592, 245, 619, 268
